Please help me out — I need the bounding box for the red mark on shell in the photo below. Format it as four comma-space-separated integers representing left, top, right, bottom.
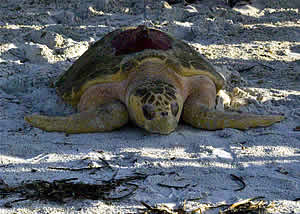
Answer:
111, 25, 172, 56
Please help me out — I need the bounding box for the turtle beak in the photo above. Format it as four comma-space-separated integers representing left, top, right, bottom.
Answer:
144, 117, 178, 134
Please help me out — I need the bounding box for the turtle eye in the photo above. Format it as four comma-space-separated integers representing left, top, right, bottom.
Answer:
171, 102, 179, 117
142, 105, 156, 120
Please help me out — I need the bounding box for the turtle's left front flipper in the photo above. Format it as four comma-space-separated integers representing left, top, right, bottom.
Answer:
25, 101, 129, 134
183, 107, 284, 130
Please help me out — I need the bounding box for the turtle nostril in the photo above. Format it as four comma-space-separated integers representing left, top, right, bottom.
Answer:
161, 112, 168, 117
142, 105, 155, 120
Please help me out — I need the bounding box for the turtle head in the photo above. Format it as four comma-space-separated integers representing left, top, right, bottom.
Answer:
128, 80, 183, 134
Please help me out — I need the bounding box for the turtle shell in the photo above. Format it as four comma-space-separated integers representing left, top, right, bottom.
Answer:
55, 25, 225, 106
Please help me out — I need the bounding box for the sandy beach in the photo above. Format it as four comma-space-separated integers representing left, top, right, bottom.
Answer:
0, 0, 299, 213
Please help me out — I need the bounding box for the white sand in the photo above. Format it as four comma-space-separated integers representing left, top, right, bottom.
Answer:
0, 0, 300, 213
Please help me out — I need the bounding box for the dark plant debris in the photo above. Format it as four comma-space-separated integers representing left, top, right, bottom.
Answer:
140, 197, 271, 214
47, 157, 113, 171
230, 174, 246, 191
219, 197, 272, 214
166, 0, 196, 5
157, 183, 190, 189
98, 157, 113, 169
0, 174, 147, 208
48, 166, 104, 171
237, 65, 256, 73
140, 201, 187, 214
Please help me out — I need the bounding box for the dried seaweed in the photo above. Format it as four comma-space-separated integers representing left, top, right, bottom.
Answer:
256, 62, 275, 71
237, 65, 256, 73
140, 197, 271, 214
140, 201, 187, 214
157, 183, 190, 189
0, 174, 147, 207
48, 166, 104, 171
219, 197, 270, 214
98, 157, 113, 169
230, 174, 246, 191
47, 157, 113, 172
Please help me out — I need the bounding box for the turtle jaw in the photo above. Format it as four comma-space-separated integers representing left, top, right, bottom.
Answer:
144, 117, 178, 134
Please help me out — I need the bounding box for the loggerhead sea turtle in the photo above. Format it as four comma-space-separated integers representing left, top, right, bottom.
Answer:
25, 25, 284, 134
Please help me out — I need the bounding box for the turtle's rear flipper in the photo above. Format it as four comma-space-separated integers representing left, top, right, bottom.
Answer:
25, 101, 128, 134
183, 109, 284, 130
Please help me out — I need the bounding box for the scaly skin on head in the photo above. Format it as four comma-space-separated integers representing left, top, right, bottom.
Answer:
124, 57, 186, 134
127, 80, 184, 134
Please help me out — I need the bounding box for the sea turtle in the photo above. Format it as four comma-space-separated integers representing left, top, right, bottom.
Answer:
25, 25, 284, 134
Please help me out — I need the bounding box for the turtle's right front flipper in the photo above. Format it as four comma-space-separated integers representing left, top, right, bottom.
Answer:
183, 109, 284, 130
25, 101, 128, 134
